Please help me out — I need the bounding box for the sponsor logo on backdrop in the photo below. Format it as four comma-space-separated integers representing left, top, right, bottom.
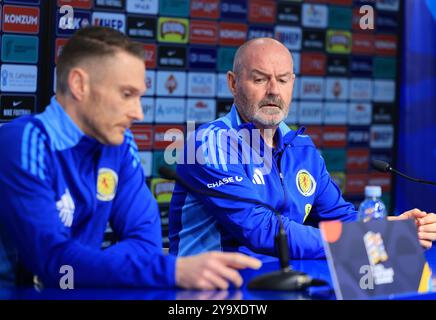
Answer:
346, 173, 368, 195
56, 10, 90, 36
156, 71, 186, 96
350, 78, 372, 101
158, 17, 189, 43
1, 64, 37, 92
248, 25, 274, 40
157, 45, 186, 68
373, 80, 395, 102
57, 0, 92, 9
248, 0, 276, 24
302, 4, 328, 28
346, 148, 369, 171
321, 149, 346, 172
369, 172, 391, 192
328, 0, 352, 4
217, 47, 236, 72
330, 172, 346, 193
219, 22, 247, 46
302, 29, 325, 50
352, 7, 374, 32
350, 56, 373, 77
327, 56, 349, 76
372, 104, 394, 123
323, 126, 347, 148
138, 97, 154, 123
144, 70, 155, 96
220, 0, 247, 20
216, 99, 233, 118
298, 102, 323, 125
187, 72, 216, 97
352, 33, 374, 54
301, 52, 326, 76
217, 73, 232, 98
376, 0, 399, 12
151, 178, 175, 203
284, 101, 298, 124
304, 126, 323, 148
325, 78, 349, 100
323, 102, 347, 124
348, 102, 372, 125
299, 77, 324, 100
1, 34, 38, 63
370, 124, 393, 148
153, 125, 184, 149
373, 57, 396, 78
138, 151, 152, 177
292, 78, 299, 99
95, 0, 125, 10
92, 12, 125, 33
131, 124, 153, 150
347, 126, 370, 147
126, 0, 159, 14
154, 98, 185, 123
275, 26, 302, 50
376, 12, 399, 32
190, 0, 220, 19
127, 16, 156, 40
370, 150, 392, 166
328, 6, 352, 29
375, 34, 397, 56
187, 99, 216, 123
293, 52, 300, 75
326, 30, 352, 54
55, 38, 68, 63
190, 20, 218, 45
188, 47, 216, 69
277, 2, 301, 24
3, 5, 39, 34
143, 43, 156, 69
0, 94, 35, 120
159, 0, 190, 17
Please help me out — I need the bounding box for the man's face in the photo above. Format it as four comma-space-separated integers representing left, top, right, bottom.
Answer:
80, 51, 146, 145
228, 42, 295, 129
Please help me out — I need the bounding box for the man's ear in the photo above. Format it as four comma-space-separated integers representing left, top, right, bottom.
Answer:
227, 71, 237, 96
67, 67, 90, 101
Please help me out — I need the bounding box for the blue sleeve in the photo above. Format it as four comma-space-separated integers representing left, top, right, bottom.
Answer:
0, 123, 176, 288
177, 130, 327, 259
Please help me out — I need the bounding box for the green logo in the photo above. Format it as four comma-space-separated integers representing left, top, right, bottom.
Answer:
1, 35, 39, 63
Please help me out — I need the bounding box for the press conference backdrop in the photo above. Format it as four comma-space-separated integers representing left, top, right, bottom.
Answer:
0, 0, 401, 246
396, 0, 436, 214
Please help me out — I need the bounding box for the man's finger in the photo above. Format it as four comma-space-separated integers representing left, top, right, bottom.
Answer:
207, 263, 243, 288
420, 239, 432, 250
418, 231, 436, 242
419, 223, 436, 233
214, 252, 262, 270
419, 213, 436, 225
201, 269, 231, 290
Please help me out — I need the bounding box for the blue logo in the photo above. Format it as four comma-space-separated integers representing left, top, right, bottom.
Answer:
57, 10, 91, 36
221, 0, 247, 20
188, 47, 217, 70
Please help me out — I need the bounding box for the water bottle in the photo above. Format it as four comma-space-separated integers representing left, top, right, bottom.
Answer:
358, 186, 386, 222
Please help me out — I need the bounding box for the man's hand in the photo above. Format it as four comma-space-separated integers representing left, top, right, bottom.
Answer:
388, 208, 436, 249
175, 251, 262, 290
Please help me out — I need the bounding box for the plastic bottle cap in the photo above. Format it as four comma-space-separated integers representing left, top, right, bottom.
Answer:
364, 185, 382, 197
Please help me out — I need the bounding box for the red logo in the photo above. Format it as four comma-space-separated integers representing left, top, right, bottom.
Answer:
369, 173, 391, 192
304, 126, 323, 148
249, 0, 276, 24
345, 173, 368, 195
219, 22, 247, 46
55, 38, 69, 64
165, 75, 178, 94
352, 33, 375, 55
322, 126, 347, 148
3, 5, 40, 34
301, 52, 326, 76
190, 20, 218, 45
57, 0, 93, 9
131, 125, 153, 150
153, 125, 185, 150
346, 149, 369, 172
190, 0, 220, 19
143, 44, 156, 69
375, 34, 397, 56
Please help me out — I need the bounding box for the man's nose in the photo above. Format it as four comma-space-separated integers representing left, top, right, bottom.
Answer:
129, 99, 144, 121
267, 78, 280, 96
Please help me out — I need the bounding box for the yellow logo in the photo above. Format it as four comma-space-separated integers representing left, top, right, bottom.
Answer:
304, 204, 312, 222
296, 169, 316, 197
97, 168, 118, 201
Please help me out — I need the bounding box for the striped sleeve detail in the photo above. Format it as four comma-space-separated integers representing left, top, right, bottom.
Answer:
21, 123, 47, 181
125, 130, 140, 169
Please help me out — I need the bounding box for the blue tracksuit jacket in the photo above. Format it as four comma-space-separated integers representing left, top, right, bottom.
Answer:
169, 105, 358, 259
0, 97, 176, 287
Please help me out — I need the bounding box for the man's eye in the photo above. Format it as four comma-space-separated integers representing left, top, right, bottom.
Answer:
254, 78, 266, 84
123, 91, 132, 98
279, 78, 289, 84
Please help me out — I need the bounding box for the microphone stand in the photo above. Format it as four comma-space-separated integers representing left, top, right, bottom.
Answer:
159, 166, 327, 291
371, 160, 436, 186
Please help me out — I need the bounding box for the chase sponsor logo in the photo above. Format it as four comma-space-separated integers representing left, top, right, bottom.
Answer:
302, 4, 328, 28
158, 45, 186, 68
274, 26, 302, 50
370, 125, 394, 148
347, 126, 370, 146
1, 34, 38, 63
302, 30, 325, 50
0, 94, 35, 120
348, 102, 372, 125
187, 99, 216, 123
97, 168, 118, 202
95, 0, 125, 10
298, 102, 323, 124
207, 175, 243, 189
325, 78, 349, 100
326, 30, 352, 54
92, 12, 125, 33
57, 10, 90, 36
248, 25, 273, 40
127, 16, 156, 40
155, 98, 185, 123
188, 47, 216, 69
323, 102, 347, 124
277, 2, 301, 24
296, 169, 316, 197
299, 77, 324, 100
327, 56, 349, 75
221, 0, 247, 20
187, 72, 216, 97
1, 64, 37, 93
373, 80, 395, 103
350, 78, 372, 101
190, 0, 220, 19
158, 17, 189, 43
126, 0, 159, 14
3, 5, 40, 34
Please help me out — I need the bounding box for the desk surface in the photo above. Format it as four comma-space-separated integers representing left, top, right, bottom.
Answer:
2, 248, 436, 300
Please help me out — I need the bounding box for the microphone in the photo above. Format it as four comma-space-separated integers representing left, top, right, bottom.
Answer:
159, 166, 328, 291
371, 160, 436, 186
